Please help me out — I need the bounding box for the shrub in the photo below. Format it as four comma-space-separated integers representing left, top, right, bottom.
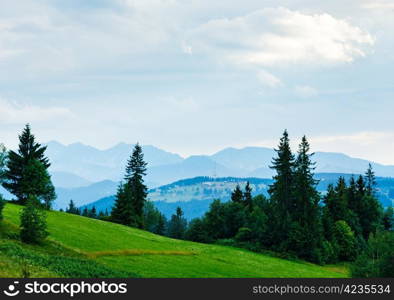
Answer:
20, 197, 48, 244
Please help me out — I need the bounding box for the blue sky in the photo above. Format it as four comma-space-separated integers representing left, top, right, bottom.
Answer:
0, 0, 394, 164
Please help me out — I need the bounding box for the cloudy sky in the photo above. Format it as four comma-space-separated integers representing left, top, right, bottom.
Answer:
0, 0, 394, 164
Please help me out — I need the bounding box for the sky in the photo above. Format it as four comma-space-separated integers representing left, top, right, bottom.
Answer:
0, 0, 394, 164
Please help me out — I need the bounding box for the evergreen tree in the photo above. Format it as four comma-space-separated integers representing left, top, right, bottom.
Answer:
204, 199, 226, 241
82, 207, 89, 217
345, 176, 362, 236
231, 184, 243, 203
19, 159, 56, 209
358, 194, 382, 240
365, 163, 377, 196
331, 177, 349, 222
66, 200, 80, 215
3, 125, 52, 205
111, 183, 134, 226
185, 218, 209, 242
143, 201, 163, 233
155, 213, 167, 235
356, 175, 366, 199
20, 196, 48, 244
167, 207, 187, 239
125, 143, 148, 228
88, 206, 97, 219
382, 207, 393, 231
358, 167, 382, 240
245, 205, 268, 246
347, 176, 358, 212
244, 182, 253, 210
268, 130, 296, 250
111, 143, 148, 228
291, 136, 322, 261
322, 184, 336, 241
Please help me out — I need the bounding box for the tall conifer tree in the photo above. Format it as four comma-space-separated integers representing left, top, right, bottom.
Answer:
365, 163, 376, 196
244, 181, 253, 210
231, 184, 243, 203
3, 125, 53, 204
291, 136, 322, 260
111, 143, 147, 228
268, 130, 296, 250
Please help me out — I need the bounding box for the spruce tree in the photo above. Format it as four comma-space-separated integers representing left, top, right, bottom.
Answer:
20, 196, 48, 244
155, 213, 167, 235
231, 184, 243, 203
19, 159, 56, 209
244, 182, 253, 210
82, 207, 89, 217
124, 143, 148, 228
89, 206, 97, 219
168, 207, 187, 239
111, 183, 135, 226
268, 130, 295, 250
3, 125, 53, 205
66, 200, 80, 215
291, 136, 322, 261
322, 184, 336, 241
365, 163, 377, 196
382, 207, 393, 231
331, 177, 349, 222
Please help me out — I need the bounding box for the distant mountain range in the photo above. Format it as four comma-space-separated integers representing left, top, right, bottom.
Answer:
43, 141, 394, 189
81, 175, 394, 220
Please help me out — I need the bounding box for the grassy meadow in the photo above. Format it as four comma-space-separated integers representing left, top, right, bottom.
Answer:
0, 203, 348, 278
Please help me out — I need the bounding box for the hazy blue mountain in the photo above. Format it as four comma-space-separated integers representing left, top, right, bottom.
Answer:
249, 151, 394, 178
51, 171, 91, 188
313, 152, 394, 177
211, 147, 275, 171
55, 180, 118, 209
41, 141, 394, 188
45, 141, 183, 183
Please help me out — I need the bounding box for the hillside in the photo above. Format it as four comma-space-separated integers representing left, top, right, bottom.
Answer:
83, 175, 394, 220
0, 204, 347, 278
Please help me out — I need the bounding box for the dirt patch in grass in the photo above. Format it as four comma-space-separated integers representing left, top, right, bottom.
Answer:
87, 249, 198, 258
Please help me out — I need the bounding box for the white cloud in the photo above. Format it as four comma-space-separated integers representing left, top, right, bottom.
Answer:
257, 70, 282, 88
188, 7, 375, 67
0, 99, 73, 124
294, 85, 318, 98
362, 2, 394, 9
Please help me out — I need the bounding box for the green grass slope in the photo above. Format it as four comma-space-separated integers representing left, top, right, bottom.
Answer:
1, 204, 348, 278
